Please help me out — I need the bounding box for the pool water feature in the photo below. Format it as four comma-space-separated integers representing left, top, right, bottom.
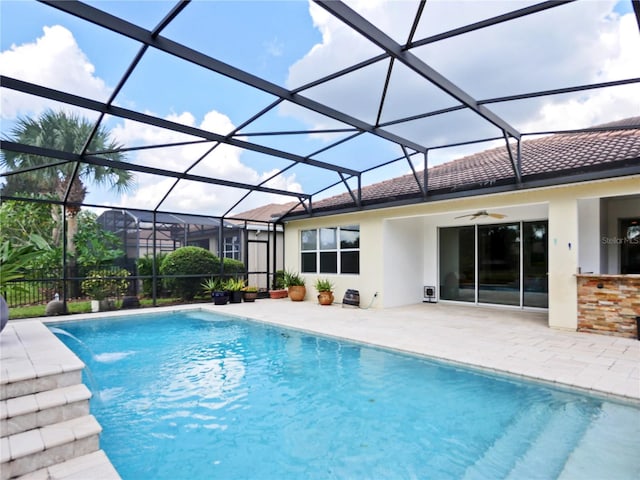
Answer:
50, 311, 640, 480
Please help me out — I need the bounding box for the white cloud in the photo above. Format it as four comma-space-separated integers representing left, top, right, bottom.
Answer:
517, 12, 640, 132
0, 25, 110, 119
110, 110, 303, 216
2, 26, 302, 215
284, 0, 640, 158
264, 37, 284, 57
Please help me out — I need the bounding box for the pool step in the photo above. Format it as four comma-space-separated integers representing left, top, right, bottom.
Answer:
504, 402, 592, 480
13, 449, 120, 480
463, 401, 594, 480
0, 322, 84, 402
1, 384, 91, 437
0, 322, 120, 480
0, 415, 102, 479
462, 402, 552, 480
558, 403, 640, 479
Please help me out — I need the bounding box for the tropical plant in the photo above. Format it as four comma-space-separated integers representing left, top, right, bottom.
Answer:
201, 277, 224, 295
80, 268, 130, 301
283, 270, 305, 287
273, 270, 285, 289
74, 211, 124, 268
242, 285, 258, 293
0, 234, 50, 293
0, 198, 63, 276
0, 198, 58, 247
0, 202, 124, 282
224, 278, 245, 291
160, 246, 218, 300
314, 278, 334, 292
0, 109, 134, 265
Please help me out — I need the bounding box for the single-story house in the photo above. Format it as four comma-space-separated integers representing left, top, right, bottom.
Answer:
280, 117, 640, 337
229, 202, 295, 289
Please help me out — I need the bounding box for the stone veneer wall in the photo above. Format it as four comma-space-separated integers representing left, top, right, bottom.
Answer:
576, 274, 640, 338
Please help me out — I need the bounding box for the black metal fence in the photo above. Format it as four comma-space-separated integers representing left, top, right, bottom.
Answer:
1, 268, 263, 308
2, 268, 64, 307
1, 266, 137, 308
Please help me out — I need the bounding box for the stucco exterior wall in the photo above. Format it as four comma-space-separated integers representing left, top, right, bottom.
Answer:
283, 211, 385, 307
383, 218, 424, 308
548, 196, 579, 330
283, 175, 640, 330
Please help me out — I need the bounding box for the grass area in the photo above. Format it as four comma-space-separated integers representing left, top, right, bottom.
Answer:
8, 297, 198, 320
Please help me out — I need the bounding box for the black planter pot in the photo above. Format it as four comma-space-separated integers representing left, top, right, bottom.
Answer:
229, 291, 243, 304
212, 291, 229, 305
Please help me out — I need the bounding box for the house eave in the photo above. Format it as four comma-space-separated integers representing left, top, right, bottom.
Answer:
282, 162, 640, 221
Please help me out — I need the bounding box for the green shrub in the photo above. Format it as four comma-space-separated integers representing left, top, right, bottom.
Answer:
81, 268, 130, 300
160, 247, 221, 300
136, 253, 166, 297
222, 257, 245, 274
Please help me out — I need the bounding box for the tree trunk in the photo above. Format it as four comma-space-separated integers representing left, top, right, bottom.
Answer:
66, 212, 79, 260
51, 204, 62, 247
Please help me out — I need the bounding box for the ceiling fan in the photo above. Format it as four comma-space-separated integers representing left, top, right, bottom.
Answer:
455, 210, 507, 220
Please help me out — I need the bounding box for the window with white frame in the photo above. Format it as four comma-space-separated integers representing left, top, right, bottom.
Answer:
223, 235, 241, 260
301, 225, 360, 274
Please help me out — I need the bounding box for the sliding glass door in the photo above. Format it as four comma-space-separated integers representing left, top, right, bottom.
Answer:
523, 222, 548, 307
438, 221, 548, 308
439, 226, 475, 302
478, 223, 520, 306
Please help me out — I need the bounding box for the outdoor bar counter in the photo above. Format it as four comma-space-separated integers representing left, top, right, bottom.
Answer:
576, 274, 640, 338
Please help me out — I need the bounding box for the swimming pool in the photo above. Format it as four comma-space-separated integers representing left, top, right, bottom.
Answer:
51, 310, 639, 480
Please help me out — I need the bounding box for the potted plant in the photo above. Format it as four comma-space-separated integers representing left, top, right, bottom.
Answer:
283, 270, 306, 301
269, 269, 288, 299
225, 277, 245, 304
201, 277, 228, 305
314, 278, 334, 306
242, 285, 258, 302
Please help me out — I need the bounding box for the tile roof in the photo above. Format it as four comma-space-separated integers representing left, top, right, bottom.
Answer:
231, 201, 298, 222
308, 117, 640, 212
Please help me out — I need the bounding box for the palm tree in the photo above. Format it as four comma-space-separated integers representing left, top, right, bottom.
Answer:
1, 109, 134, 262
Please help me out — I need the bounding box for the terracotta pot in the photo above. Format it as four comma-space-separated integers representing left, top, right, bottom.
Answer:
269, 289, 288, 299
317, 291, 334, 306
243, 291, 258, 302
288, 286, 306, 302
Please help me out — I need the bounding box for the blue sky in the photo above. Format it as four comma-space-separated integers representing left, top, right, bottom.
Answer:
1, 0, 639, 215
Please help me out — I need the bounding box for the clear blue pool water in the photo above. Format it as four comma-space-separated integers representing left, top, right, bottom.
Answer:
50, 310, 639, 480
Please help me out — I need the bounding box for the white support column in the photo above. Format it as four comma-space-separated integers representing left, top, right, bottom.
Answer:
548, 197, 579, 330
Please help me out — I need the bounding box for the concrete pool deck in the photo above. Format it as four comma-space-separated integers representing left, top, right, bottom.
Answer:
216, 300, 640, 402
